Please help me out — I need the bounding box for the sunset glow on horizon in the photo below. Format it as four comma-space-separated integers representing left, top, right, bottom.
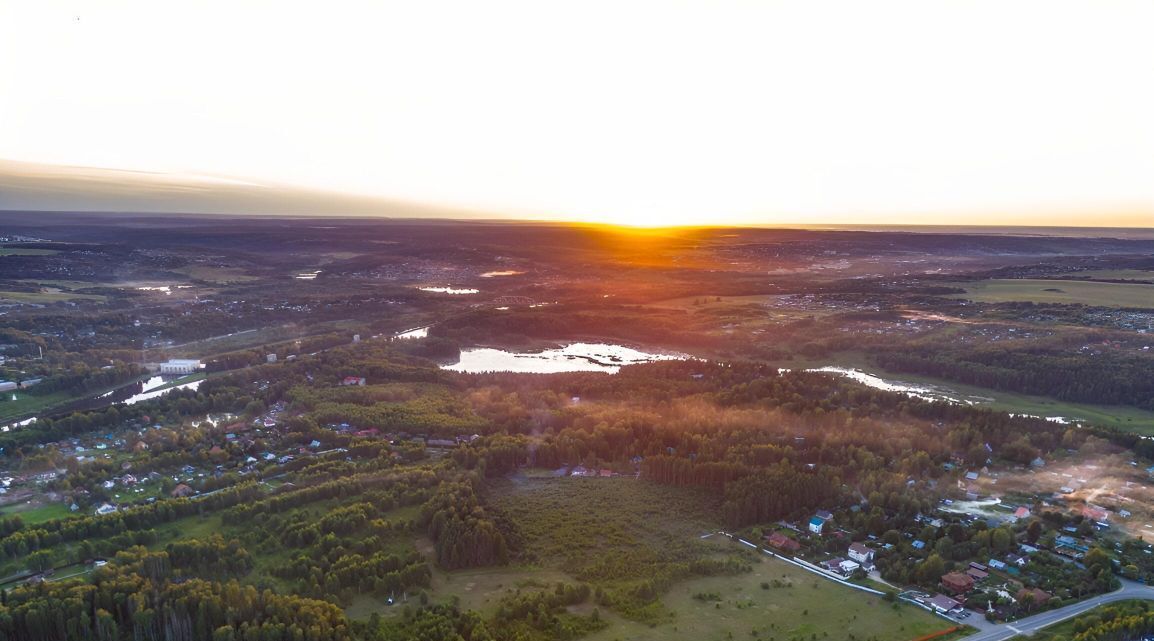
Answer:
2, 1, 1153, 227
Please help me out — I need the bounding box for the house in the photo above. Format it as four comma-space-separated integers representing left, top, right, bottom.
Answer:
1031, 457, 1046, 468
767, 532, 801, 553
941, 572, 975, 594
848, 542, 875, 565
966, 567, 989, 581
965, 471, 980, 481
808, 516, 826, 535
341, 376, 366, 386
1082, 505, 1109, 522
171, 483, 194, 498
159, 359, 201, 375
988, 559, 1007, 570
822, 557, 846, 573
1016, 587, 1051, 610
1014, 506, 1031, 520
838, 559, 861, 575
815, 510, 834, 521
911, 539, 926, 550
1006, 554, 1028, 568
95, 503, 118, 516
928, 594, 962, 614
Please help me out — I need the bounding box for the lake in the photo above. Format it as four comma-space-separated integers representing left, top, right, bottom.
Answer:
417, 286, 479, 294
442, 342, 685, 374
2, 375, 204, 431
806, 366, 968, 404
394, 326, 429, 339
809, 366, 1076, 424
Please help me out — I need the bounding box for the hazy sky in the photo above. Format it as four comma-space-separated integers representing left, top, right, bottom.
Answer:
2, 1, 1153, 227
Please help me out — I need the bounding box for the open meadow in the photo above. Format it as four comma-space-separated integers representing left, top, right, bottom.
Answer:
948, 279, 1154, 308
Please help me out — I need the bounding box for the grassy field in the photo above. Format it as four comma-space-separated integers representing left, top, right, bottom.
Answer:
1053, 269, 1154, 282
647, 294, 843, 320
0, 248, 60, 256
0, 390, 75, 423
583, 536, 948, 641
0, 287, 106, 303
491, 476, 723, 574
477, 477, 944, 641
170, 265, 260, 284
948, 279, 1154, 308
0, 500, 75, 524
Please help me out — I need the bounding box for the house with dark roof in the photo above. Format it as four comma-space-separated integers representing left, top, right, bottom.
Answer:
1016, 587, 1051, 611
767, 532, 801, 552
928, 594, 962, 614
941, 572, 974, 595
848, 542, 874, 565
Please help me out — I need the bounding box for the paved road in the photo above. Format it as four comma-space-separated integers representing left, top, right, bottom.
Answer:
962, 579, 1154, 640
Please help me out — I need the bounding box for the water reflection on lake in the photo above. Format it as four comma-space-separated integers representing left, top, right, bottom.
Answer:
806, 366, 963, 404
443, 343, 684, 374
807, 366, 1078, 424
418, 286, 479, 294
121, 376, 204, 405
394, 326, 429, 339
2, 375, 205, 431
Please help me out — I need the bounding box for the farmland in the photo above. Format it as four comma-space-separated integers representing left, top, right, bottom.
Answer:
948, 279, 1154, 308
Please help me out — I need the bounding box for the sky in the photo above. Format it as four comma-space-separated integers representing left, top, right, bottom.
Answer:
1, 0, 1153, 227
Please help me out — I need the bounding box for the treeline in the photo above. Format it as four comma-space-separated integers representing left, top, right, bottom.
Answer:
421, 480, 510, 570
0, 553, 350, 641
0, 484, 261, 562
1043, 600, 1154, 641
22, 362, 145, 397
873, 347, 1154, 410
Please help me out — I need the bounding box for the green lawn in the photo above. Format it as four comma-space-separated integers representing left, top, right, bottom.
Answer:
0, 375, 152, 424
0, 390, 75, 423
947, 279, 1154, 308
0, 501, 75, 525
583, 536, 948, 641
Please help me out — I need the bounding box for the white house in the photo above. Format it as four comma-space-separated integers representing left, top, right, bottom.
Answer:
808, 516, 825, 535
848, 542, 875, 565
159, 359, 202, 375
838, 559, 861, 575
95, 503, 118, 516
